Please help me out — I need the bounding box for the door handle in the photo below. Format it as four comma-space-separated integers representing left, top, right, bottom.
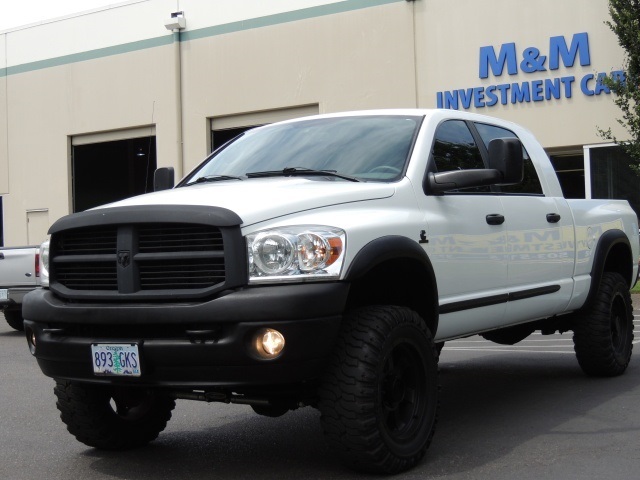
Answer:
486, 214, 505, 225
546, 213, 561, 223
0, 252, 4, 259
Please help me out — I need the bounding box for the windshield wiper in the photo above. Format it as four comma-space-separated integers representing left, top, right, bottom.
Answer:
246, 167, 360, 182
183, 175, 244, 187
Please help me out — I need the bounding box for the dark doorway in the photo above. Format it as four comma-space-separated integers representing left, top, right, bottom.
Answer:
589, 145, 640, 218
0, 196, 3, 247
211, 125, 260, 151
72, 136, 156, 212
549, 154, 586, 199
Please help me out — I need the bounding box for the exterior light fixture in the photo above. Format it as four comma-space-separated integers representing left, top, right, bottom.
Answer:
164, 11, 186, 31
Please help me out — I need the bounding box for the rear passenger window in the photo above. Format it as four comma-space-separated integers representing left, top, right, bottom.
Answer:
474, 123, 543, 195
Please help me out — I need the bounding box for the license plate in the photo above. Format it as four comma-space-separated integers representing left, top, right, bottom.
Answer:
91, 344, 141, 377
0, 289, 7, 301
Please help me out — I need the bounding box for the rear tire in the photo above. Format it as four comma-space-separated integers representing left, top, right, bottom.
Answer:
3, 309, 24, 331
318, 306, 439, 474
572, 272, 634, 377
54, 380, 175, 449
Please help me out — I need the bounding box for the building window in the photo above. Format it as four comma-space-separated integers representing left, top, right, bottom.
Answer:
549, 153, 585, 199
588, 144, 640, 217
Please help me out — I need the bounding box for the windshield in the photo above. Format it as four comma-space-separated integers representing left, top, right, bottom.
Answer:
182, 115, 422, 184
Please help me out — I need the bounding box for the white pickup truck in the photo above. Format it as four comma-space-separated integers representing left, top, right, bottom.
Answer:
0, 246, 39, 330
23, 109, 638, 474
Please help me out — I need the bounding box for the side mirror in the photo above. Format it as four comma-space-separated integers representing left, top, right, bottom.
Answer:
488, 138, 524, 185
154, 167, 175, 191
427, 169, 502, 194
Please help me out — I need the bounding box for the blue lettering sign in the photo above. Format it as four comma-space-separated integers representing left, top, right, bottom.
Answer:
485, 85, 499, 106
594, 73, 611, 95
511, 82, 531, 103
549, 32, 590, 70
531, 80, 544, 101
479, 42, 518, 79
581, 74, 594, 96
560, 76, 575, 98
437, 34, 617, 109
544, 78, 561, 100
479, 33, 590, 79
520, 48, 547, 74
459, 88, 474, 109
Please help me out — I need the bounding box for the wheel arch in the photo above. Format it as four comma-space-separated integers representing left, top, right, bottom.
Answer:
585, 229, 634, 305
343, 236, 439, 335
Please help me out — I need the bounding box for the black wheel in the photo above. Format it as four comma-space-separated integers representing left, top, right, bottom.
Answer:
572, 272, 634, 377
318, 306, 439, 474
3, 309, 24, 331
54, 380, 175, 450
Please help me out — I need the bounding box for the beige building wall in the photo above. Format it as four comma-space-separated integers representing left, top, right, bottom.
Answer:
0, 0, 630, 246
415, 0, 627, 149
0, 33, 7, 195
181, 1, 417, 172
1, 43, 180, 245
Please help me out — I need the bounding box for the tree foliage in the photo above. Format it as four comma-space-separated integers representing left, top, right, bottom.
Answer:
599, 0, 640, 166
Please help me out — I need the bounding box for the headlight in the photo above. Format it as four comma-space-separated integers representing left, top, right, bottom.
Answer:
247, 226, 345, 283
39, 239, 50, 287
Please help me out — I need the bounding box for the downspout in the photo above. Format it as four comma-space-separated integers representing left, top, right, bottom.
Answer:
174, 30, 184, 179
165, 11, 186, 179
407, 0, 419, 108
2, 32, 9, 195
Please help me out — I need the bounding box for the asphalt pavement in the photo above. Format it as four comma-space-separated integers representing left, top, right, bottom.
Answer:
1, 301, 640, 480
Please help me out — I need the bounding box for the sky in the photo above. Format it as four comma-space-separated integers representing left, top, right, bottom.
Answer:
0, 0, 119, 31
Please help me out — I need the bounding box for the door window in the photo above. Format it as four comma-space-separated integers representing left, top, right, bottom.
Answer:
432, 120, 489, 193
433, 120, 485, 172
474, 123, 543, 195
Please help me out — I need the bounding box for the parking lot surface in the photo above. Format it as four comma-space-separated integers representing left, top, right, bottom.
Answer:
1, 303, 640, 480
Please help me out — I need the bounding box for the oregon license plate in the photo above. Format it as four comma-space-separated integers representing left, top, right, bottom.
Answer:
0, 289, 7, 301
91, 344, 141, 377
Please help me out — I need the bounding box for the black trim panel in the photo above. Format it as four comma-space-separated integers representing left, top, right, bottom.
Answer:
24, 282, 350, 325
345, 235, 439, 328
508, 285, 561, 301
49, 204, 243, 234
439, 284, 560, 315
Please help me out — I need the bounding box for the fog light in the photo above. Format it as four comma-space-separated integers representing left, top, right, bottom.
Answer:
253, 328, 285, 359
26, 328, 37, 355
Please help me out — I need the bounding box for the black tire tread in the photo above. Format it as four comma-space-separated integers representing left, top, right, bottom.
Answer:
573, 272, 634, 377
54, 380, 175, 450
3, 309, 24, 331
318, 306, 439, 474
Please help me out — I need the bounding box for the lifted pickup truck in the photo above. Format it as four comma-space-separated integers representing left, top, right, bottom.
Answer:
0, 246, 39, 330
23, 109, 638, 474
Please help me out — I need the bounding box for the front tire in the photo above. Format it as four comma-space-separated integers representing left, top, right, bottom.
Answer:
54, 380, 175, 449
318, 306, 439, 474
572, 272, 634, 377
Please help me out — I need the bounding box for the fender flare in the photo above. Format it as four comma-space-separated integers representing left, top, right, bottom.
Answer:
585, 229, 632, 306
344, 235, 439, 330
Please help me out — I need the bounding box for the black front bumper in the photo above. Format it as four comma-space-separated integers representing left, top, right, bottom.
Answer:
23, 282, 349, 388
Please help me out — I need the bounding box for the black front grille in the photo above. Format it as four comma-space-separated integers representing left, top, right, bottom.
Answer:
138, 225, 224, 252
51, 222, 234, 299
57, 227, 118, 255
139, 258, 225, 290
56, 262, 118, 290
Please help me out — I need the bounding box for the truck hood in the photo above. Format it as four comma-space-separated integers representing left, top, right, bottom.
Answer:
98, 177, 395, 226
